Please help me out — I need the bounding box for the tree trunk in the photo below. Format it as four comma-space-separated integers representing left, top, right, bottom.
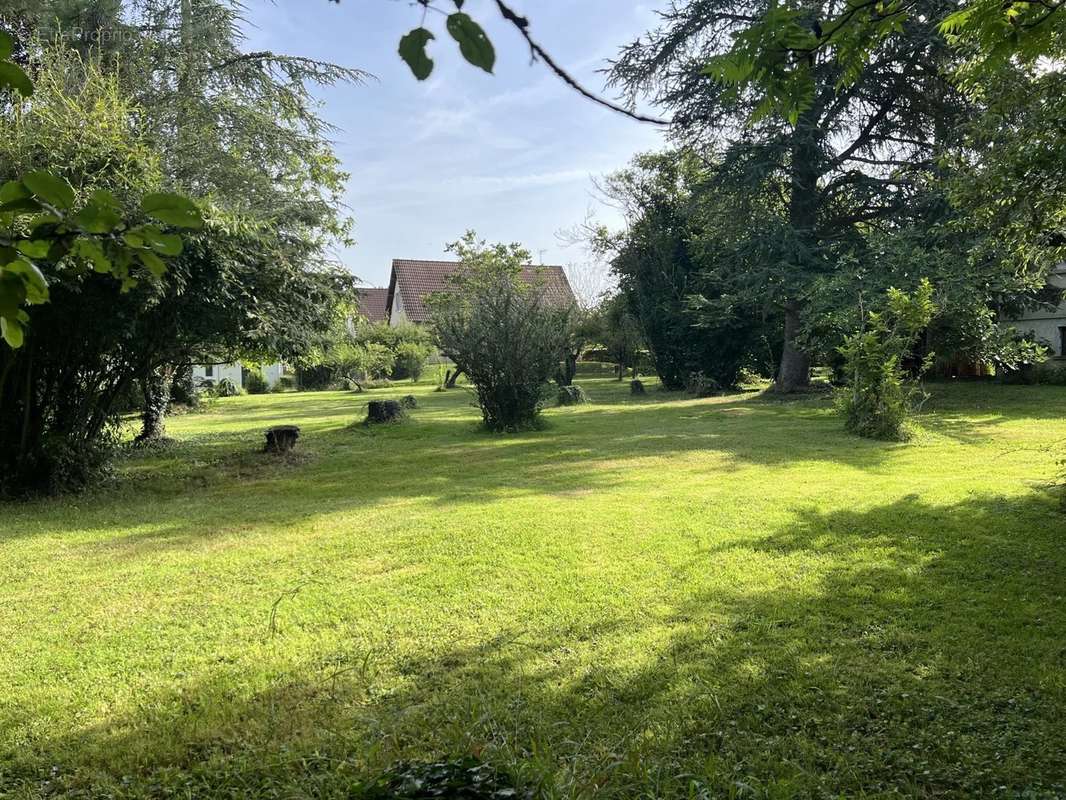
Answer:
561, 352, 578, 386
445, 368, 463, 389
775, 302, 810, 392
775, 105, 820, 393
137, 366, 173, 443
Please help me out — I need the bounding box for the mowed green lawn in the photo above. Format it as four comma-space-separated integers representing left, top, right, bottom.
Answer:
2, 372, 1065, 799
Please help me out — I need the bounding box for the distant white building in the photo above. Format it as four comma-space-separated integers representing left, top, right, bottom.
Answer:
1004, 264, 1066, 358
191, 362, 287, 390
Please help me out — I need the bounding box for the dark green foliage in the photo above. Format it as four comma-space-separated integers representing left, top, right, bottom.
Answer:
357, 758, 531, 800
0, 6, 355, 494
429, 233, 571, 433
608, 2, 969, 391
301, 317, 432, 386
602, 154, 768, 390
694, 0, 1066, 123
273, 375, 297, 393
838, 281, 937, 440
169, 367, 200, 407
244, 369, 268, 395
595, 292, 644, 381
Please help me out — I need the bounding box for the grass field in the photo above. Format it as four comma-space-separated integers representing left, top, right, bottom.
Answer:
2, 371, 1065, 799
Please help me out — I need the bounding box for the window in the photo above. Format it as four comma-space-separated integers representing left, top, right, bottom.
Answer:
205, 365, 213, 377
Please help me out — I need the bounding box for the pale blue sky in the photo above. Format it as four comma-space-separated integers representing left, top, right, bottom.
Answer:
240, 1, 665, 288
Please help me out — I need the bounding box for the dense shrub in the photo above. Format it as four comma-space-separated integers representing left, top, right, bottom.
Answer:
215, 377, 241, 397
429, 233, 571, 432
171, 368, 202, 407
273, 375, 297, 393
300, 314, 432, 386
838, 280, 936, 441
244, 369, 269, 394
393, 340, 432, 381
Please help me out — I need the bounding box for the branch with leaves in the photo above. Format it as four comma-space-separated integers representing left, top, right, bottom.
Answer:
0, 30, 203, 348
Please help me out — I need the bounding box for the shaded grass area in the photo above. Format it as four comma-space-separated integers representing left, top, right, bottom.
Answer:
1, 374, 1065, 798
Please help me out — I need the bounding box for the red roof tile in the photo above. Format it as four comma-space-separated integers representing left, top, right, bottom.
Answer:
387, 259, 575, 323
355, 287, 389, 323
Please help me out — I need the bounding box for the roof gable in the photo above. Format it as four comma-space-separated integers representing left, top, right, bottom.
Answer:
388, 259, 576, 323
355, 287, 389, 324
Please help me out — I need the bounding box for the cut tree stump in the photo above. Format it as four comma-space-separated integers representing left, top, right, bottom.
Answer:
630, 379, 645, 395
366, 400, 406, 424
400, 394, 418, 409
557, 385, 589, 406
264, 425, 300, 453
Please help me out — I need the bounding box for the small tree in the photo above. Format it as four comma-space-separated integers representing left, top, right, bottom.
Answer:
838, 280, 937, 441
600, 292, 645, 380
429, 232, 570, 432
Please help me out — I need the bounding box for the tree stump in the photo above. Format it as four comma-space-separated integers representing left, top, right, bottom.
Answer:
264, 425, 300, 453
400, 394, 418, 409
366, 400, 406, 424
557, 385, 589, 406
630, 379, 645, 395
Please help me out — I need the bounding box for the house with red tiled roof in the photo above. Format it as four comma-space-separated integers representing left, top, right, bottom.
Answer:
385, 258, 576, 326
354, 287, 389, 324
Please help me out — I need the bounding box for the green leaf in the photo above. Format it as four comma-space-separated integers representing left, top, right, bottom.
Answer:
0, 31, 13, 60
73, 238, 111, 273
15, 239, 51, 259
145, 231, 183, 257
71, 191, 123, 233
0, 180, 29, 203
446, 13, 495, 74
399, 27, 435, 81
138, 249, 167, 278
0, 196, 42, 214
72, 204, 122, 234
140, 192, 203, 228
123, 231, 145, 248
23, 171, 75, 210
0, 315, 24, 348
0, 61, 32, 98
5, 258, 49, 304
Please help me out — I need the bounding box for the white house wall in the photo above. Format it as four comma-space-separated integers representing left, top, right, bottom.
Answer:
192, 362, 244, 388
389, 290, 407, 325
262, 363, 285, 388
1005, 268, 1066, 357
191, 362, 286, 389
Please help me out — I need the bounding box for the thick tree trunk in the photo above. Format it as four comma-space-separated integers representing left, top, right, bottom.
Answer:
445, 368, 463, 389
775, 107, 820, 393
775, 303, 811, 392
560, 352, 578, 386
137, 366, 173, 443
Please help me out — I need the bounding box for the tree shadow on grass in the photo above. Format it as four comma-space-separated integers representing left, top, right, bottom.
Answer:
7, 492, 1065, 799
6, 379, 1061, 562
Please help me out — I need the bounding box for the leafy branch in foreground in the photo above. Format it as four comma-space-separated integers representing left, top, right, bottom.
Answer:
704, 0, 1065, 123
0, 31, 202, 348
328, 0, 666, 124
